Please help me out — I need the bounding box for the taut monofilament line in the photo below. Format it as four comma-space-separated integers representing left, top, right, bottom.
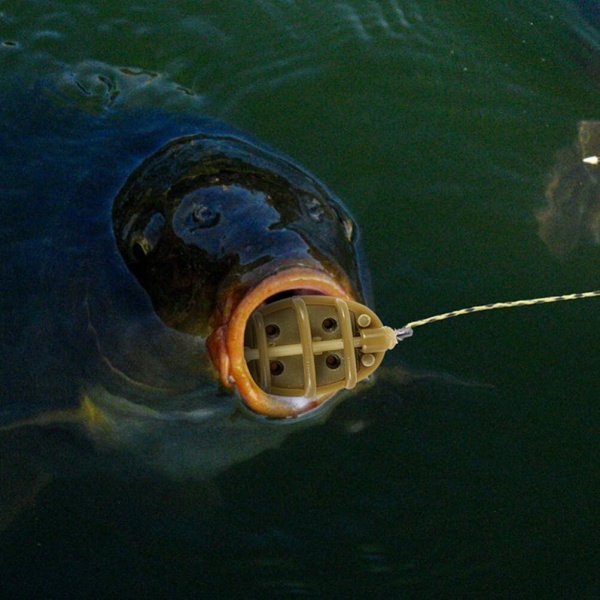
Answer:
394, 289, 600, 342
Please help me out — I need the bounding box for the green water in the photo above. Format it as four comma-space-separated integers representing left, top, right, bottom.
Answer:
1, 1, 599, 597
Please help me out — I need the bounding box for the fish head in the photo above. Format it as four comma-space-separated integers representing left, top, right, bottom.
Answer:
113, 131, 369, 418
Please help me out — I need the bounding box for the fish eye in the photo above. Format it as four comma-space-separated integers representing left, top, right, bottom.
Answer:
192, 203, 220, 228
174, 188, 223, 231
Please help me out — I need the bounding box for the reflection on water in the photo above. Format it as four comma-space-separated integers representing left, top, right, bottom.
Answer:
2, 0, 600, 598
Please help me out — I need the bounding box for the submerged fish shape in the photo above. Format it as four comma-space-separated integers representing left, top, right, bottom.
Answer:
537, 121, 600, 257
0, 84, 370, 524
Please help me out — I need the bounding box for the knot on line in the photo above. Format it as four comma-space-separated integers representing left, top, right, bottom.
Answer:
394, 327, 414, 342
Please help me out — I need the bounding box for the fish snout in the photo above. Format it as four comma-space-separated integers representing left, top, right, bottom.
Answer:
207, 265, 358, 418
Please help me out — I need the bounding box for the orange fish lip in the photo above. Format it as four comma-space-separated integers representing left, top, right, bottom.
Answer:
207, 266, 357, 418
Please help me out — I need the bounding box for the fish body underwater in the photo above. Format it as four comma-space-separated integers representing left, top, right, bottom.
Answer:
538, 120, 600, 257
0, 82, 370, 526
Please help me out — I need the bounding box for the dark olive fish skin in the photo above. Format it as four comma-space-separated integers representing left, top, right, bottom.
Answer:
113, 133, 365, 338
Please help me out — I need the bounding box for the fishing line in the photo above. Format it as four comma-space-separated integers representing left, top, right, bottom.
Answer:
393, 289, 600, 341
243, 288, 599, 409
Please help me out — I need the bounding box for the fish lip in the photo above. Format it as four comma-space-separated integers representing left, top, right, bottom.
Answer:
206, 266, 357, 418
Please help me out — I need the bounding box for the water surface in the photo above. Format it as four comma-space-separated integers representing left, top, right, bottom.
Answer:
1, 1, 599, 597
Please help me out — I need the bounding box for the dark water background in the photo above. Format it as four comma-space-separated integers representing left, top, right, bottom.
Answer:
1, 1, 599, 597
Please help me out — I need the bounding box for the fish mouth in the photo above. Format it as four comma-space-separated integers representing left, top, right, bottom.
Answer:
206, 266, 357, 418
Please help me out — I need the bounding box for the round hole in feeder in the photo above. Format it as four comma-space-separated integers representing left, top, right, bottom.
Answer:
270, 360, 284, 376
265, 324, 280, 339
322, 317, 338, 332
325, 354, 341, 369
